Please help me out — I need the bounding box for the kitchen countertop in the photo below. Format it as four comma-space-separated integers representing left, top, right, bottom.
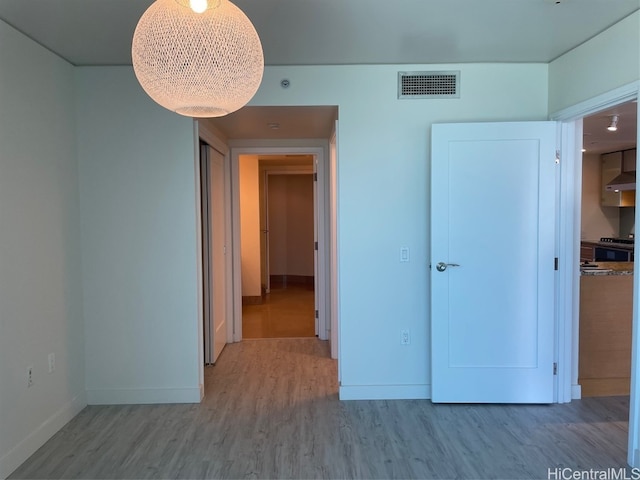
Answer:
580, 262, 634, 276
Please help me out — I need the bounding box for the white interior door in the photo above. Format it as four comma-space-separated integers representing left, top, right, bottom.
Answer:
200, 144, 212, 364
209, 146, 227, 363
431, 121, 557, 403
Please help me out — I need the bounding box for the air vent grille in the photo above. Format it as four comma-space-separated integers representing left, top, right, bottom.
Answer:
398, 71, 460, 99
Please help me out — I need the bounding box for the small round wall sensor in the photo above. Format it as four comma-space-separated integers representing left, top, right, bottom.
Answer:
281, 79, 290, 88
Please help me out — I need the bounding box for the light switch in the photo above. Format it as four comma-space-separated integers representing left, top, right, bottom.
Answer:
400, 247, 410, 262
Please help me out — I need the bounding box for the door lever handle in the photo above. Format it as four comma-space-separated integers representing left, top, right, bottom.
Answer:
436, 262, 460, 272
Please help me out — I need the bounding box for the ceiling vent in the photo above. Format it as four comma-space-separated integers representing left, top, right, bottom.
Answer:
398, 71, 460, 99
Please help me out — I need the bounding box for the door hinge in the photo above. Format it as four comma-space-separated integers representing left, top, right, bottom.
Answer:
315, 310, 319, 319
314, 172, 318, 181
555, 150, 560, 164
315, 241, 318, 251
553, 362, 558, 375
554, 257, 559, 271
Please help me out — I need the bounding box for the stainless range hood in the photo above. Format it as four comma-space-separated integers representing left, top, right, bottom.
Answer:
606, 171, 636, 191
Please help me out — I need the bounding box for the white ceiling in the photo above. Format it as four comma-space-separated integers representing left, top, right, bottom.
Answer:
0, 1, 638, 67
1, 0, 637, 141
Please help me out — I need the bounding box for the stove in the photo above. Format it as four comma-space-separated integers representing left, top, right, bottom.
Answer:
599, 237, 635, 245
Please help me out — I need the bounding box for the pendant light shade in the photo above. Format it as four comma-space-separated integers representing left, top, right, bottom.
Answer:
132, 0, 264, 118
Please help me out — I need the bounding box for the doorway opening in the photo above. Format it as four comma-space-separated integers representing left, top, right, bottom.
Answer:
230, 145, 333, 351
578, 100, 637, 398
240, 155, 317, 338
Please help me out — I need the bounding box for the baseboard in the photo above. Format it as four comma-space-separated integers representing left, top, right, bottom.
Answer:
86, 387, 201, 405
270, 275, 314, 287
339, 384, 431, 400
579, 377, 629, 397
572, 383, 582, 400
242, 295, 263, 305
0, 393, 86, 480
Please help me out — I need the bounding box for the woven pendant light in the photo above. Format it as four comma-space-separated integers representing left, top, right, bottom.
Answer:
132, 0, 264, 118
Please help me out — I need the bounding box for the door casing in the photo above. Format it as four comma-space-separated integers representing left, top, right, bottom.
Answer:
230, 145, 331, 343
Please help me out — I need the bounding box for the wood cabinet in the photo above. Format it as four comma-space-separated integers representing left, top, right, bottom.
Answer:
579, 273, 633, 396
601, 149, 636, 207
580, 242, 596, 262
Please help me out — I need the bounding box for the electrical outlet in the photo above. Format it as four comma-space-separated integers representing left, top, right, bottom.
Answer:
401, 329, 410, 345
27, 366, 33, 387
48, 353, 55, 373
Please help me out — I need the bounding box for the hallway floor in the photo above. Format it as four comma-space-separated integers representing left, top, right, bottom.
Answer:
242, 284, 315, 338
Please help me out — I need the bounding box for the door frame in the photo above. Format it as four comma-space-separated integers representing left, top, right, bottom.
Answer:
551, 80, 639, 464
230, 145, 330, 343
195, 121, 233, 397
262, 168, 317, 333
261, 167, 314, 294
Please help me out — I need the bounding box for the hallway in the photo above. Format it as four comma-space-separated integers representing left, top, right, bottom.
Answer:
242, 283, 315, 338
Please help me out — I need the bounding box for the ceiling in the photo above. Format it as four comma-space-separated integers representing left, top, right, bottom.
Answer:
205, 106, 338, 140
583, 101, 637, 155
0, 0, 638, 67
0, 0, 637, 141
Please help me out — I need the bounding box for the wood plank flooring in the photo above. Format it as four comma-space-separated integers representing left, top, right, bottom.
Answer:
10, 338, 631, 480
242, 285, 315, 338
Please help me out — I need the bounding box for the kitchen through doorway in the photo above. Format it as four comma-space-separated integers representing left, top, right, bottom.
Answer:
578, 99, 638, 399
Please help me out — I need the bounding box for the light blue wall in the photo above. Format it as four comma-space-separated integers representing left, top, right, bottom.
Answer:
0, 21, 85, 478
75, 67, 201, 404
549, 11, 639, 114
250, 63, 550, 398
74, 63, 548, 401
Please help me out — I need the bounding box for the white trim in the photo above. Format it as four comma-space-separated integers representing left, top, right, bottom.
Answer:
571, 384, 582, 400
0, 393, 86, 480
198, 121, 229, 156
555, 119, 582, 404
230, 144, 331, 342
330, 123, 339, 361
339, 384, 430, 400
191, 122, 205, 391
85, 387, 201, 405
550, 81, 639, 121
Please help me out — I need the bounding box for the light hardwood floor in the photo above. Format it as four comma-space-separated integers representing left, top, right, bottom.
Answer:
243, 285, 315, 338
10, 338, 630, 479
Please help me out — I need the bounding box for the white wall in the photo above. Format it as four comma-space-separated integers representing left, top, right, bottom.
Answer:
75, 67, 201, 404
0, 20, 85, 478
548, 11, 639, 114
581, 153, 619, 240
239, 155, 262, 297
248, 63, 549, 398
